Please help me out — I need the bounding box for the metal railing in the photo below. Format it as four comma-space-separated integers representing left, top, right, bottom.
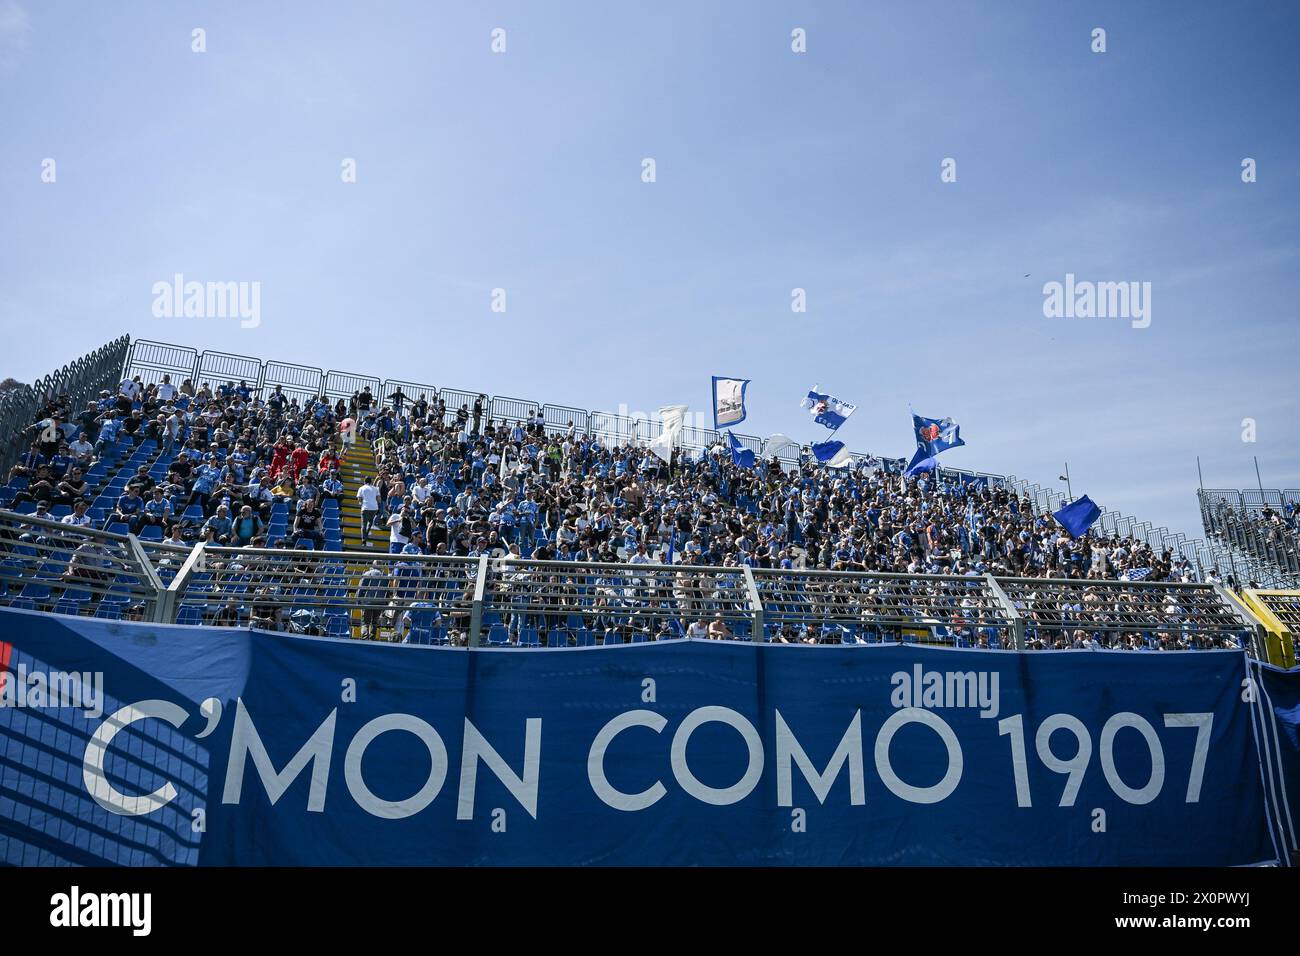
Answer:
997, 576, 1261, 654
0, 335, 131, 479
0, 508, 1272, 658
0, 510, 163, 621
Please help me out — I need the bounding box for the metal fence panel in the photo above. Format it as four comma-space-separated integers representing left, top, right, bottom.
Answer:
439, 388, 482, 426
262, 359, 324, 404
324, 369, 381, 405
384, 379, 440, 412
195, 350, 263, 392
480, 559, 754, 645
0, 511, 161, 619
174, 547, 480, 642
491, 395, 540, 426
125, 339, 198, 386
542, 404, 587, 437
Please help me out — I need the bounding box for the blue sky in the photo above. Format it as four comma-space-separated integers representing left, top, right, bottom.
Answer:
1, 0, 1297, 537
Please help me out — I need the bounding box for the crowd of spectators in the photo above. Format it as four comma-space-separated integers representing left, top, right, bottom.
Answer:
353, 396, 1203, 584
8, 373, 351, 548
2, 370, 1253, 649
5, 371, 1221, 584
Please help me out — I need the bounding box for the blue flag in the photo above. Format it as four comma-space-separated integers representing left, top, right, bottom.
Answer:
712, 377, 750, 430
904, 446, 938, 477
801, 387, 856, 431
913, 412, 965, 456
727, 431, 756, 468
1053, 495, 1101, 538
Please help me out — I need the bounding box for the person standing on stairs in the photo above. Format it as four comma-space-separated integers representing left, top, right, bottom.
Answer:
357, 476, 381, 546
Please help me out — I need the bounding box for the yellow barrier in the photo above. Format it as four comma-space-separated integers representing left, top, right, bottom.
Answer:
1240, 589, 1299, 668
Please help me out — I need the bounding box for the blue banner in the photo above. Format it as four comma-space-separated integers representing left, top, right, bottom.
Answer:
1249, 659, 1300, 862
0, 607, 1287, 866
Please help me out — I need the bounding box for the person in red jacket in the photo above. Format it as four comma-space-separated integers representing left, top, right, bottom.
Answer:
290, 443, 311, 480
318, 449, 339, 474
268, 440, 291, 479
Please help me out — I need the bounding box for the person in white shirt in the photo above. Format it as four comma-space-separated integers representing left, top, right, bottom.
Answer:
61, 501, 93, 528
156, 375, 178, 403
119, 377, 142, 402
68, 436, 94, 463
357, 478, 381, 544
411, 477, 431, 505
687, 619, 709, 639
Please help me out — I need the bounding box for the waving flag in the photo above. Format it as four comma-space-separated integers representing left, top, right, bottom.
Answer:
1053, 495, 1102, 538
712, 377, 750, 429
762, 434, 800, 460
904, 446, 938, 477
727, 431, 756, 469
811, 439, 852, 468
648, 404, 688, 464
801, 387, 856, 431
912, 412, 965, 456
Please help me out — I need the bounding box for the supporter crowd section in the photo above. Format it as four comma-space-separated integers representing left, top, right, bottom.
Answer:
1200, 489, 1300, 578
3, 371, 1208, 584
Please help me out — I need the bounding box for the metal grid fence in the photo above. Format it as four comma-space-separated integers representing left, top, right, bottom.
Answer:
0, 510, 1273, 658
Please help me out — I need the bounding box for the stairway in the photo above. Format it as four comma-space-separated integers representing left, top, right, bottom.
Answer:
338, 435, 388, 552
336, 435, 390, 639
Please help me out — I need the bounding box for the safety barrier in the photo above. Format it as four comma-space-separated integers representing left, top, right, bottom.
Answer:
0, 334, 131, 479
0, 510, 163, 621
0, 509, 1273, 659
1238, 589, 1300, 668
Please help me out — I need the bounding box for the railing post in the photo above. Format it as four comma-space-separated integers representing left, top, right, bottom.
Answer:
984, 574, 1026, 650
164, 541, 208, 625
742, 565, 764, 642
468, 554, 489, 648
1213, 583, 1270, 662
125, 533, 168, 624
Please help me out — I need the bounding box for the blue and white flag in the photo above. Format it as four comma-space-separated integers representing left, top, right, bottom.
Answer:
810, 439, 852, 468
1053, 495, 1101, 538
712, 377, 750, 430
727, 431, 756, 469
913, 412, 965, 456
904, 446, 938, 477
1124, 567, 1152, 581
801, 387, 856, 431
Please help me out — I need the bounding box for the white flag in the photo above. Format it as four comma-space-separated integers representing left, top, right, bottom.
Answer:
762, 434, 800, 460
649, 404, 688, 463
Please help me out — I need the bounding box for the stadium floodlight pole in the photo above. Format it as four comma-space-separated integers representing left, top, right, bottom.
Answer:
1058, 462, 1073, 501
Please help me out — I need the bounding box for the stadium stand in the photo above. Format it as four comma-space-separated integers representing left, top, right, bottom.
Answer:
0, 336, 1290, 659
1199, 488, 1300, 583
